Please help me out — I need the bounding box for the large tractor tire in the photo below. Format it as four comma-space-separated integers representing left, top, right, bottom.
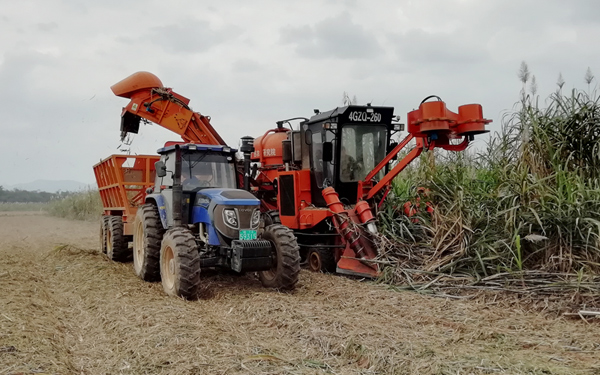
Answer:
258, 224, 301, 290
106, 216, 130, 262
133, 204, 165, 281
307, 246, 336, 273
159, 228, 200, 299
99, 215, 110, 254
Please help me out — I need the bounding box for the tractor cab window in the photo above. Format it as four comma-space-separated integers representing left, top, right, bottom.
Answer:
182, 153, 237, 190
340, 125, 387, 182
311, 131, 324, 187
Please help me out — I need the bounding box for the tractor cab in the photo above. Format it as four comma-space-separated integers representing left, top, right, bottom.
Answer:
152, 143, 245, 227
303, 105, 400, 206
155, 143, 237, 191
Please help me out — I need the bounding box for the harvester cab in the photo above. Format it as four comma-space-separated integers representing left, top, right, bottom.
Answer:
301, 105, 399, 206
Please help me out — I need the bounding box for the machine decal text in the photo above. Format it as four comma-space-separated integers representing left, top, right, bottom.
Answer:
349, 111, 382, 123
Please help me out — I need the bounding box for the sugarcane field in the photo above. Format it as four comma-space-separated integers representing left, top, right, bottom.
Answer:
3, 66, 600, 375
3, 2, 600, 374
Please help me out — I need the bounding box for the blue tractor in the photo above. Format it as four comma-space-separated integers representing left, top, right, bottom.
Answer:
132, 143, 300, 299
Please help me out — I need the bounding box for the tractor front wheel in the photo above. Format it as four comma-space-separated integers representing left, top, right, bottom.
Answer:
159, 228, 200, 299
133, 204, 164, 281
106, 216, 130, 262
258, 224, 301, 290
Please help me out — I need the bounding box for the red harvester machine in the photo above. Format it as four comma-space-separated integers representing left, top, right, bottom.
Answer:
112, 72, 491, 278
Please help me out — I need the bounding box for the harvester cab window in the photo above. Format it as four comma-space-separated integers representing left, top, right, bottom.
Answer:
340, 125, 387, 182
311, 131, 324, 186
311, 130, 336, 188
325, 131, 336, 183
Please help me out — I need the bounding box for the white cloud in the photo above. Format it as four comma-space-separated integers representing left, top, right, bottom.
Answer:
0, 0, 599, 187
280, 12, 383, 59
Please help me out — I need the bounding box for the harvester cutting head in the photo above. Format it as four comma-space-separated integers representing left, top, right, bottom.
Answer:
407, 96, 490, 140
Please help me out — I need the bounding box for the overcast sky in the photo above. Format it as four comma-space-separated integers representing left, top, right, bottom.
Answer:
0, 0, 598, 187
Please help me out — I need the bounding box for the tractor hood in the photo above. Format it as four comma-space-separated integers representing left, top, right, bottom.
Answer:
196, 188, 259, 206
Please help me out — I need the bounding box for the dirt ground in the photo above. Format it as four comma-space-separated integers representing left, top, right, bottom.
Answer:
0, 212, 598, 375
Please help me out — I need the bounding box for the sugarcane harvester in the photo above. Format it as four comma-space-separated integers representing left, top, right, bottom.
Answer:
104, 72, 301, 299
112, 72, 491, 279
250, 98, 490, 277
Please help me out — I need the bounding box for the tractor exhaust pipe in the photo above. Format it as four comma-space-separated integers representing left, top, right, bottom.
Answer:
240, 136, 255, 191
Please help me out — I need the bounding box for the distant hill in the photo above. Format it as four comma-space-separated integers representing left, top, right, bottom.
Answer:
2, 180, 93, 193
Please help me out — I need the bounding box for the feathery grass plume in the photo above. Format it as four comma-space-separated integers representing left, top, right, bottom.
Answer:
530, 75, 538, 96
585, 67, 594, 92
518, 61, 530, 99
557, 72, 565, 92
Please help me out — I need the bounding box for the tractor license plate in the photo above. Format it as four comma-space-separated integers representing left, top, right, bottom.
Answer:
239, 229, 257, 240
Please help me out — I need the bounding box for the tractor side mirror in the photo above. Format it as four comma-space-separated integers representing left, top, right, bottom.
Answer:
323, 142, 333, 162
155, 161, 167, 177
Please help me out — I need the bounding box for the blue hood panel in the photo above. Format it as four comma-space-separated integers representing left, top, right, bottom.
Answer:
198, 188, 260, 206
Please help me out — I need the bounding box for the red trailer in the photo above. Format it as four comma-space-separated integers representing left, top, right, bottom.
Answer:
94, 154, 159, 261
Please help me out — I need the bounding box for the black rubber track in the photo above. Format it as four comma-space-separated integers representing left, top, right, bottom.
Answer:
107, 216, 130, 262
133, 204, 165, 282
258, 224, 301, 290
159, 228, 200, 299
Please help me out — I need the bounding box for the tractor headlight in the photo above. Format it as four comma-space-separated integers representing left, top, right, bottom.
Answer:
223, 209, 239, 228
250, 209, 261, 229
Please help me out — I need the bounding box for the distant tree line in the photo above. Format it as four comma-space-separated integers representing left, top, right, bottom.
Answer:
0, 186, 72, 203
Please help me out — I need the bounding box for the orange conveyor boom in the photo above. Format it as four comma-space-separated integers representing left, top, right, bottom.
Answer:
111, 71, 226, 146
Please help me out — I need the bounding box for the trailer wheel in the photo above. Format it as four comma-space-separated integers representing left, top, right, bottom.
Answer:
99, 216, 110, 254
307, 246, 336, 273
258, 224, 300, 290
160, 228, 200, 299
106, 216, 130, 262
133, 204, 165, 281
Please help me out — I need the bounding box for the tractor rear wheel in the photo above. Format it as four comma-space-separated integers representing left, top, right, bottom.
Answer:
99, 216, 110, 254
106, 216, 130, 262
307, 246, 336, 273
160, 228, 200, 299
133, 204, 164, 281
258, 224, 300, 290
